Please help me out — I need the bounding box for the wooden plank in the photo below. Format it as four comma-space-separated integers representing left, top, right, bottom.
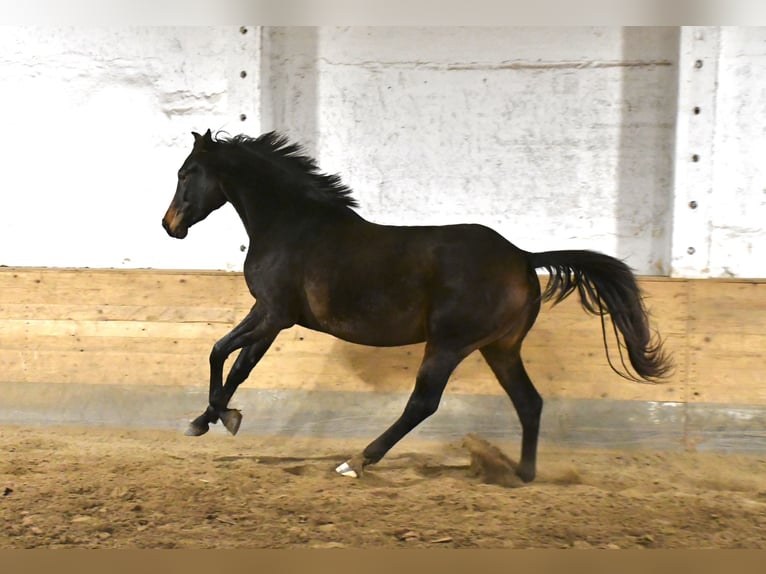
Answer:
0, 349, 207, 386
1, 319, 228, 339
687, 332, 766, 404
0, 271, 690, 400
636, 278, 689, 335
0, 347, 418, 390
0, 282, 681, 400
686, 280, 766, 404
0, 268, 687, 327
0, 303, 238, 323
689, 280, 766, 334
1, 268, 765, 406
0, 330, 685, 402
0, 334, 217, 354
0, 268, 253, 307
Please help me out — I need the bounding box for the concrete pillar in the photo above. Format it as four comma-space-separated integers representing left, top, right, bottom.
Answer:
670, 27, 721, 278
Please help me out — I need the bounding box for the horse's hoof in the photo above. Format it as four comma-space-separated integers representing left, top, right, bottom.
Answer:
517, 470, 536, 483
335, 460, 359, 478
185, 412, 212, 436
185, 422, 209, 437
220, 409, 242, 436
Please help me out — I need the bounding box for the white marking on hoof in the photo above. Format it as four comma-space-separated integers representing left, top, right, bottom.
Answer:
335, 461, 358, 478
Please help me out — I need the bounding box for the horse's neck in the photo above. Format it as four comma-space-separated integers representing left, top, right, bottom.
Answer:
225, 181, 354, 241
223, 185, 256, 236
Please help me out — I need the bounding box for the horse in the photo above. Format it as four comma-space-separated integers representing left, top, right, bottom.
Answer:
161, 129, 671, 483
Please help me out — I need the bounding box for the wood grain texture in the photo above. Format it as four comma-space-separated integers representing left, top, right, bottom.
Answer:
0, 269, 763, 405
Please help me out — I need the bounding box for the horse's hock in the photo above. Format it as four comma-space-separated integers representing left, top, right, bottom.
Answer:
1, 267, 765, 453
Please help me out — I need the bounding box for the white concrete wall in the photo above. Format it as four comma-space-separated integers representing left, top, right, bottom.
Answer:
0, 26, 256, 270
0, 26, 764, 277
264, 27, 678, 275
708, 27, 766, 278
670, 26, 766, 278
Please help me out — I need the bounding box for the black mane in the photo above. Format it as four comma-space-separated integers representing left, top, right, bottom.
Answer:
212, 131, 359, 209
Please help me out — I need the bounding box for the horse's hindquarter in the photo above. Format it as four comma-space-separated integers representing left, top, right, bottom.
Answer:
299, 221, 537, 348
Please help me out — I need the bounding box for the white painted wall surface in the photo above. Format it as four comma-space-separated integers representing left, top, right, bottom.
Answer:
265, 27, 679, 275
708, 27, 766, 278
0, 26, 764, 277
671, 26, 766, 278
0, 26, 256, 270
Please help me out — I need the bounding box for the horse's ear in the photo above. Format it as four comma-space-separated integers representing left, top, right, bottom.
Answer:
192, 129, 213, 151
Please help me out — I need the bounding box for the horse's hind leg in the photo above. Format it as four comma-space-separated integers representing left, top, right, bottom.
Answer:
480, 341, 542, 482
336, 344, 464, 478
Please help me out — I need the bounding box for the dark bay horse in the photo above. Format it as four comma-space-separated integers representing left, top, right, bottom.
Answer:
162, 129, 671, 483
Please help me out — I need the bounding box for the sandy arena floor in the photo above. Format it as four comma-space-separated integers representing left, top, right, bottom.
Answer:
2, 425, 765, 549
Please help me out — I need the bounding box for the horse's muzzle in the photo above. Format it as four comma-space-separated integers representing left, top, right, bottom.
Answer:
162, 207, 188, 239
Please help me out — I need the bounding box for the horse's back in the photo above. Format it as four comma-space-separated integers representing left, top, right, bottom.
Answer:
298, 219, 539, 348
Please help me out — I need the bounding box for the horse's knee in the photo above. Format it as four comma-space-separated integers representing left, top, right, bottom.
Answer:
209, 341, 226, 367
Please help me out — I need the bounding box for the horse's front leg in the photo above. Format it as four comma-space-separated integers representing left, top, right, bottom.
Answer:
186, 304, 283, 437
215, 334, 278, 434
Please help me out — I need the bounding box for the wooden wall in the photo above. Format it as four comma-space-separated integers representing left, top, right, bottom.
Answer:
1, 268, 764, 408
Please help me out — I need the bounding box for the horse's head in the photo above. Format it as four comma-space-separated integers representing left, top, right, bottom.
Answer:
162, 130, 227, 239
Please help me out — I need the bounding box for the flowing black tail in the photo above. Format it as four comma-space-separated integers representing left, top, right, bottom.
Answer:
525, 250, 672, 382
